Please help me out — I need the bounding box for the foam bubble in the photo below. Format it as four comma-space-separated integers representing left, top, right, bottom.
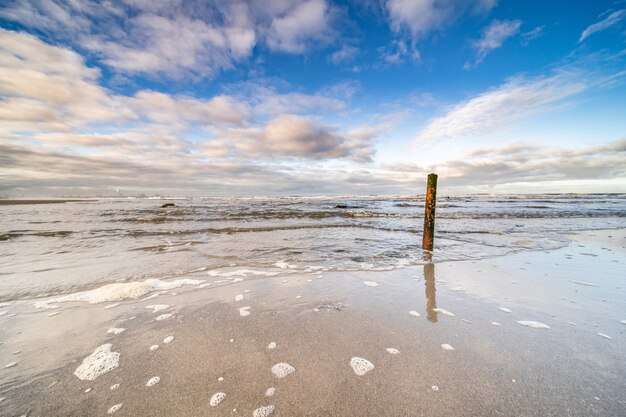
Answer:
233, 278, 244, 283
34, 279, 205, 308
104, 303, 120, 309
218, 377, 224, 381
462, 319, 471, 324
146, 304, 169, 313
451, 287, 466, 292
265, 387, 276, 397
235, 294, 244, 302
597, 333, 612, 340
386, 348, 400, 354
146, 376, 160, 386
275, 261, 297, 269
253, 405, 275, 417
156, 313, 173, 321
431, 386, 439, 391
5, 361, 18, 368
267, 342, 277, 350
0, 311, 7, 316
271, 362, 295, 378
47, 312, 60, 317
517, 320, 550, 329
210, 392, 226, 406
110, 384, 119, 391
441, 344, 454, 351
149, 345, 159, 351
499, 307, 512, 313
350, 357, 374, 376
491, 322, 502, 326
163, 335, 174, 344
433, 308, 455, 317
107, 403, 123, 414
107, 328, 125, 335
408, 310, 421, 317
84, 388, 92, 393
209, 269, 278, 278
74, 344, 120, 381
239, 306, 251, 317
363, 281, 378, 287
295, 295, 302, 299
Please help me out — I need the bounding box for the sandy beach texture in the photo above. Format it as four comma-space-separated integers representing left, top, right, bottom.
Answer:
0, 229, 624, 416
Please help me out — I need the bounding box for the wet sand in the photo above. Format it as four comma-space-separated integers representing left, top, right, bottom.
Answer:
0, 200, 86, 205
0, 230, 624, 416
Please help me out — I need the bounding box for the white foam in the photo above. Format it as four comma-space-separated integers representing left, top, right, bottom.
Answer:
253, 405, 275, 417
47, 312, 60, 317
210, 392, 226, 406
462, 319, 471, 324
431, 386, 439, 391
517, 321, 550, 329
163, 335, 174, 344
107, 403, 123, 414
597, 333, 612, 340
233, 278, 244, 283
265, 387, 276, 397
386, 348, 400, 354
34, 278, 205, 308
363, 281, 378, 287
146, 376, 160, 386
84, 388, 92, 393
209, 269, 278, 278
271, 362, 295, 378
146, 304, 170, 313
235, 294, 244, 302
239, 306, 251, 317
74, 344, 120, 381
409, 310, 421, 317
620, 320, 626, 325
107, 328, 125, 335
104, 303, 120, 309
275, 261, 297, 269
441, 344, 454, 351
350, 357, 374, 376
156, 313, 173, 321
149, 344, 159, 351
0, 302, 11, 308
491, 322, 502, 326
267, 342, 277, 350
0, 311, 6, 316
451, 287, 466, 292
295, 295, 302, 299
218, 377, 224, 381
433, 308, 455, 317
110, 384, 119, 390
499, 307, 512, 313
5, 361, 18, 368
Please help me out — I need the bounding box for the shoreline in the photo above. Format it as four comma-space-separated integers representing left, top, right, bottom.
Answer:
0, 229, 624, 416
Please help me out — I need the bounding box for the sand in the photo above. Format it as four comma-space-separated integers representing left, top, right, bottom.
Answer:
0, 229, 624, 416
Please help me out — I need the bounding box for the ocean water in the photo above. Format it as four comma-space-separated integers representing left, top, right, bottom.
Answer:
1, 194, 625, 300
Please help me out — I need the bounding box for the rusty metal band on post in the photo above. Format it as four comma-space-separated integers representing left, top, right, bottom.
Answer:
422, 173, 438, 251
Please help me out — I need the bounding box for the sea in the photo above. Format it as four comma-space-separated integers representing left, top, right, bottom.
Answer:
1, 194, 625, 301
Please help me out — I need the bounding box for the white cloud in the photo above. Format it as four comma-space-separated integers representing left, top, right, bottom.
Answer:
579, 9, 626, 42
466, 19, 521, 68
385, 0, 498, 38
0, 0, 339, 78
378, 39, 420, 64
330, 45, 359, 64
415, 72, 587, 142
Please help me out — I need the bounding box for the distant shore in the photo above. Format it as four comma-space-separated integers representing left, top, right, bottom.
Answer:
0, 199, 86, 205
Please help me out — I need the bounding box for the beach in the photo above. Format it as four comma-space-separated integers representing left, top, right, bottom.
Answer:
0, 197, 625, 416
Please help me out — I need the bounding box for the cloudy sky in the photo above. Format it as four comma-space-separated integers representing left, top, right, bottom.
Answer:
1, 0, 625, 197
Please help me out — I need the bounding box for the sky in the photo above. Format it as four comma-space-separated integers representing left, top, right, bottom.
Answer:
0, 0, 625, 197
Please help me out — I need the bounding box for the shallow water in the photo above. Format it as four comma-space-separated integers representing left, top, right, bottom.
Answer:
0, 194, 625, 300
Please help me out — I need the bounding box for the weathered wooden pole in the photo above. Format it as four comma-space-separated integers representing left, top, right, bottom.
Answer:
422, 173, 438, 251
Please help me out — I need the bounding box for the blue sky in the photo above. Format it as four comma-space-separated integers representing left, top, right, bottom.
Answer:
0, 0, 625, 196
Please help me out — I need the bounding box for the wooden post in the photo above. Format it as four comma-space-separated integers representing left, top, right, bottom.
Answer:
422, 173, 438, 251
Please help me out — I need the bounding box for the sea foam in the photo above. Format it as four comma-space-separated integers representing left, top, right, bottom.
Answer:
34, 279, 205, 308
147, 376, 160, 386
350, 357, 374, 376
433, 308, 455, 317
271, 362, 295, 378
517, 321, 550, 329
107, 403, 123, 414
74, 344, 120, 381
210, 392, 226, 406
253, 405, 275, 417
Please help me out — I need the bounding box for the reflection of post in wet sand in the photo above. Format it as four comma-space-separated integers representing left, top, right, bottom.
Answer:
424, 255, 437, 323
